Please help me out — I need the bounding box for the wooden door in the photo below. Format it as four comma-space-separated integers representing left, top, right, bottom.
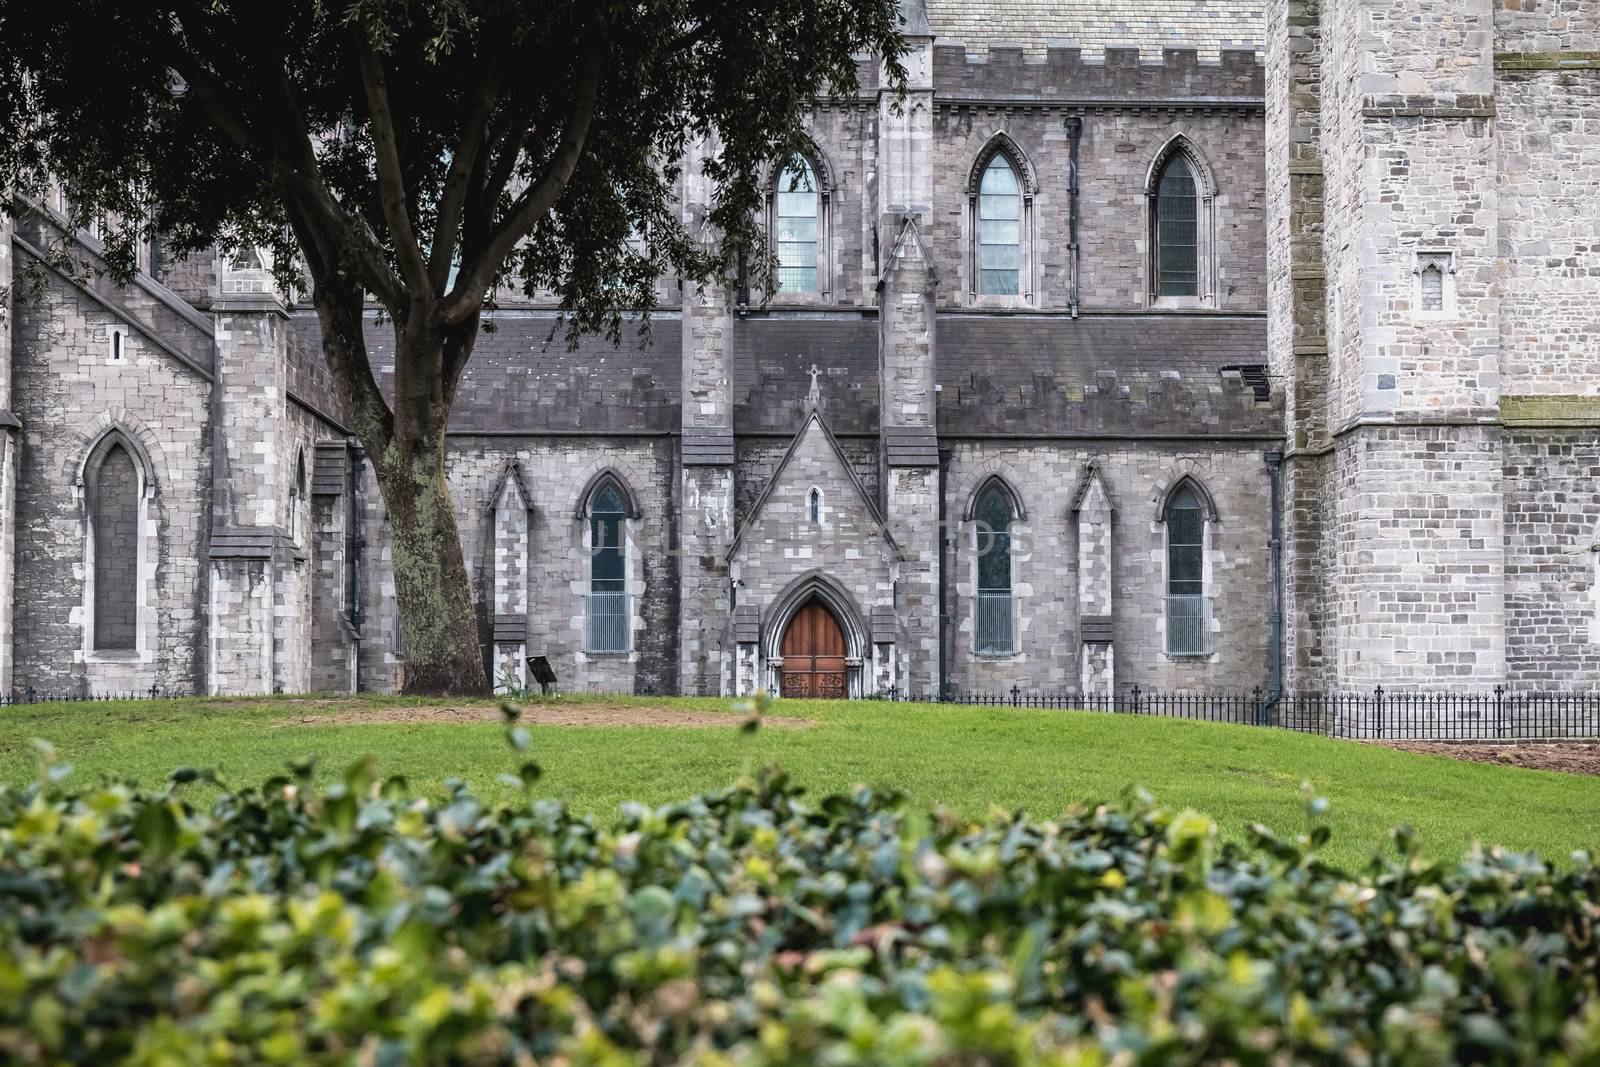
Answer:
780, 601, 848, 699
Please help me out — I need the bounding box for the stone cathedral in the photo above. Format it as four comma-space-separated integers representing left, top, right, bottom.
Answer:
0, 0, 1595, 700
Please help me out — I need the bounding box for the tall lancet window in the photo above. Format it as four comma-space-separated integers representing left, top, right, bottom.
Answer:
1165, 483, 1210, 655
775, 156, 819, 293
978, 156, 1021, 295
1155, 155, 1199, 297
974, 482, 1016, 653
91, 441, 140, 651
587, 481, 629, 652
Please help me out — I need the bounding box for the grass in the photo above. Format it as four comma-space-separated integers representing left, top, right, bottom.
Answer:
3, 692, 1598, 872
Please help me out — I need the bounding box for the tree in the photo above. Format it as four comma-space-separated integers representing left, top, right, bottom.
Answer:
0, 0, 907, 694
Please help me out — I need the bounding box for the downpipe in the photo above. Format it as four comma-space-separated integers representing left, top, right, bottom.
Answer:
1264, 448, 1284, 717
938, 446, 951, 701
349, 439, 367, 693
1064, 116, 1083, 320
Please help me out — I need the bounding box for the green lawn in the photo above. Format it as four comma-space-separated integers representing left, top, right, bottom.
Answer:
3, 693, 1597, 871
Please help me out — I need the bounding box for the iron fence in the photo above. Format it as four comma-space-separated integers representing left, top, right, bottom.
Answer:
883, 684, 1600, 742
5, 680, 1600, 744
0, 685, 199, 706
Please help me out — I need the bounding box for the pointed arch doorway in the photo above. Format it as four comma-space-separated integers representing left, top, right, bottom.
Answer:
779, 599, 848, 699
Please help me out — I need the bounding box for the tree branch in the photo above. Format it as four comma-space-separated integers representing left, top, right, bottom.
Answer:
429, 57, 502, 291
160, 21, 409, 315
353, 27, 432, 297
440, 48, 604, 328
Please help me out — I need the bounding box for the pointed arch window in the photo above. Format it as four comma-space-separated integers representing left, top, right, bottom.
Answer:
586, 481, 630, 652
1165, 483, 1211, 656
89, 439, 141, 651
974, 482, 1016, 653
775, 156, 819, 293
1155, 155, 1199, 297
808, 487, 822, 525
978, 156, 1021, 296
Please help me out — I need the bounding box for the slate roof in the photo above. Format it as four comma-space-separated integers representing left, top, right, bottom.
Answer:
925, 0, 1263, 59
289, 310, 682, 434
936, 313, 1276, 436
286, 309, 1274, 438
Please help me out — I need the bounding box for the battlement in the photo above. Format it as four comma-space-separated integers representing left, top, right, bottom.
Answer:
932, 44, 1263, 104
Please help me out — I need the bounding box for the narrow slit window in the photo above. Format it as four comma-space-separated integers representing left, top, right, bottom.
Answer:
808, 487, 821, 525
1155, 156, 1199, 297
775, 156, 818, 293
109, 328, 125, 362
978, 156, 1021, 296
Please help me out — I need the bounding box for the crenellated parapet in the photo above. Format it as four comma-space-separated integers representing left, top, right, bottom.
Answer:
932, 45, 1263, 107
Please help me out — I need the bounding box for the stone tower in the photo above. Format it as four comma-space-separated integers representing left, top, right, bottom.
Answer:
1268, 0, 1600, 689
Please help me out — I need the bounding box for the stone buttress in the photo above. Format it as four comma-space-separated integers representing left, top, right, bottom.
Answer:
678, 134, 737, 696
207, 251, 292, 695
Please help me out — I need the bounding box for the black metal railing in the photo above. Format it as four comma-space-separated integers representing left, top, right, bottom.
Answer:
1, 685, 199, 706
880, 684, 1600, 742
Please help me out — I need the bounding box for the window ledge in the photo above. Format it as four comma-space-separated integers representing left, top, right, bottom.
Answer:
85, 649, 144, 663
973, 649, 1020, 659
583, 649, 634, 657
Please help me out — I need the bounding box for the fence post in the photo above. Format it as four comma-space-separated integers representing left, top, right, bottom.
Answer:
1131, 685, 1141, 715
1010, 684, 1020, 708
1253, 686, 1264, 727
1494, 684, 1504, 739
1375, 685, 1385, 739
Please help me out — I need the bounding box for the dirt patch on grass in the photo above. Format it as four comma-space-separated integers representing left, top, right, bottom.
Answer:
271, 702, 810, 730
1370, 740, 1600, 777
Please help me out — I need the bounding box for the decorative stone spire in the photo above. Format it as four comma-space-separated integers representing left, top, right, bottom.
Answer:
807, 363, 822, 409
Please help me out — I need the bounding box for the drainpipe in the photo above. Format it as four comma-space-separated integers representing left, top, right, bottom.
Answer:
937, 446, 951, 700
348, 439, 367, 693
1064, 116, 1083, 320
1264, 448, 1284, 706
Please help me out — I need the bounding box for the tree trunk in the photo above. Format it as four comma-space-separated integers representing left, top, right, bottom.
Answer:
372, 427, 488, 696
309, 282, 489, 697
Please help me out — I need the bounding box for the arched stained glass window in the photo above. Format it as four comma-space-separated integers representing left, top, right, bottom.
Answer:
978, 156, 1021, 296
1155, 155, 1199, 297
1165, 483, 1209, 655
92, 442, 139, 651
587, 481, 629, 652
974, 482, 1015, 653
775, 156, 818, 292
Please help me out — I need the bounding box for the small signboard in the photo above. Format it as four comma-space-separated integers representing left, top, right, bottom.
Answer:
526, 655, 557, 695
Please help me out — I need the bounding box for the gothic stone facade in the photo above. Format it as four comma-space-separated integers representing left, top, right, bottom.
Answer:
0, 0, 1593, 699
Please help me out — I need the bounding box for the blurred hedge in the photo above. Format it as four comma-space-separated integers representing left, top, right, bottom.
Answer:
3, 725, 1599, 1065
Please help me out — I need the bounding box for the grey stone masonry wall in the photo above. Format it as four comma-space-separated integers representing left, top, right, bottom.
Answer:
1502, 429, 1600, 686
425, 439, 680, 697
1326, 426, 1507, 687
927, 44, 1265, 313
943, 441, 1272, 694
1494, 40, 1600, 396
9, 272, 210, 695
91, 444, 139, 649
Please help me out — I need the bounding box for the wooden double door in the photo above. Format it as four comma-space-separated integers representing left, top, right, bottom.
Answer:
780, 601, 848, 699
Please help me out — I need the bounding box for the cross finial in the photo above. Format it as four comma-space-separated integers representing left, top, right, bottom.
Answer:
807, 363, 822, 408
